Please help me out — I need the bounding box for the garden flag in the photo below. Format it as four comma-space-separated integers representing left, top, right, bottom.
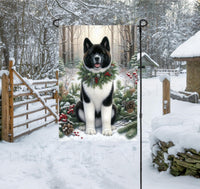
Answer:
58, 25, 138, 140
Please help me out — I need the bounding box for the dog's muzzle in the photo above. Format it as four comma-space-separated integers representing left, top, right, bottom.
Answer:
93, 54, 101, 68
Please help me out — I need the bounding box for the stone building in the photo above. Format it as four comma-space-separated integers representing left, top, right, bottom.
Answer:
171, 31, 200, 95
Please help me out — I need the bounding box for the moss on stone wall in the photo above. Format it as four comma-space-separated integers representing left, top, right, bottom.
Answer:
152, 140, 200, 178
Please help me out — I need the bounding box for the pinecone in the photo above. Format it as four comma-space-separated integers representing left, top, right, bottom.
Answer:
125, 100, 135, 113
61, 122, 74, 136
129, 88, 136, 95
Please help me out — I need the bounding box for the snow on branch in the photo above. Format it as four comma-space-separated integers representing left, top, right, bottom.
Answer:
76, 0, 110, 9
54, 0, 81, 19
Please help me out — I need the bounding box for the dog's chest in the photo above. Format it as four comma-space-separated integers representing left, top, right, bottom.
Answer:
83, 82, 112, 111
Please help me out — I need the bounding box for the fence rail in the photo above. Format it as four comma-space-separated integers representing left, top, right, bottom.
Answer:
155, 69, 180, 76
1, 60, 59, 142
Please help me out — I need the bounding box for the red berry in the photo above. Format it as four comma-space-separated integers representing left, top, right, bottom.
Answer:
105, 72, 111, 76
95, 77, 98, 84
81, 137, 83, 139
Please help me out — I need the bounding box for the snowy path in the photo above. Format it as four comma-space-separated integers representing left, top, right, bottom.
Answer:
0, 74, 200, 189
0, 126, 139, 189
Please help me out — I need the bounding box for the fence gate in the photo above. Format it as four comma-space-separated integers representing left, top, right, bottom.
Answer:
1, 60, 59, 142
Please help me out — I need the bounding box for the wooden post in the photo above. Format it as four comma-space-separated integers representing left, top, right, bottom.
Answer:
2, 74, 10, 141
26, 102, 29, 128
163, 78, 170, 115
55, 70, 59, 123
45, 82, 47, 122
9, 60, 14, 142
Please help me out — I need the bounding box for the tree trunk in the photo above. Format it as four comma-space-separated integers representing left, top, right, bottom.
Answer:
67, 26, 70, 64
62, 26, 66, 64
111, 25, 114, 60
70, 26, 74, 64
14, 14, 19, 67
19, 1, 26, 74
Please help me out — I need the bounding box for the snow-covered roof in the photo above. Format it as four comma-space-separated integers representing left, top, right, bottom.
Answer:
171, 31, 200, 59
137, 52, 159, 67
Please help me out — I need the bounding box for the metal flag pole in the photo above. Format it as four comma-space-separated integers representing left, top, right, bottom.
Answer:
53, 18, 62, 28
138, 19, 148, 189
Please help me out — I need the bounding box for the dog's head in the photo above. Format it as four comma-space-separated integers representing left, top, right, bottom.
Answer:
83, 37, 111, 73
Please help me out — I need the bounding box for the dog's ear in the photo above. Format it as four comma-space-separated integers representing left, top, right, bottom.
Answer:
84, 38, 93, 53
101, 36, 110, 51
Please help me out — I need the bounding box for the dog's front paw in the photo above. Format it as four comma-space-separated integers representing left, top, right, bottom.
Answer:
86, 128, 96, 135
102, 129, 112, 136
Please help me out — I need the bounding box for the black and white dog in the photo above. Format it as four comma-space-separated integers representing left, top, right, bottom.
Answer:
76, 37, 116, 136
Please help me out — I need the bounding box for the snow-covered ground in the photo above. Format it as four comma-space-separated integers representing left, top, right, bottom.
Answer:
0, 73, 200, 189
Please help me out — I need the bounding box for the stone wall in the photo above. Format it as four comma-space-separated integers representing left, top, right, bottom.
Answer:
0, 95, 1, 140
152, 140, 200, 178
186, 61, 200, 96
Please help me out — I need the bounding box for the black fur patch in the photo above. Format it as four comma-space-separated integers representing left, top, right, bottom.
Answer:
111, 104, 117, 125
84, 38, 93, 53
83, 37, 111, 70
95, 111, 101, 118
81, 84, 90, 103
103, 83, 114, 106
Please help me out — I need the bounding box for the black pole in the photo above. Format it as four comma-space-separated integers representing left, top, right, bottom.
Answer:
53, 18, 61, 28
138, 19, 148, 189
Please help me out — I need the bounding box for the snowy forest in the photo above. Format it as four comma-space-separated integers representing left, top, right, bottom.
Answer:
0, 0, 200, 78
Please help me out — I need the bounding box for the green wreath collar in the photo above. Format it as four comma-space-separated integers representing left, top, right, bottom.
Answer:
77, 62, 118, 89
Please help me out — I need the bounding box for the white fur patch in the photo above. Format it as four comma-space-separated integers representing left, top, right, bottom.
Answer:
82, 81, 113, 135
83, 82, 112, 113
78, 109, 85, 122
101, 105, 112, 133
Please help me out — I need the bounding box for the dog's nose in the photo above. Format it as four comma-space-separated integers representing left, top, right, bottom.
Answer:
95, 57, 99, 61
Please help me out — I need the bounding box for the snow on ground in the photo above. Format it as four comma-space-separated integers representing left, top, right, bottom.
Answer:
0, 73, 200, 189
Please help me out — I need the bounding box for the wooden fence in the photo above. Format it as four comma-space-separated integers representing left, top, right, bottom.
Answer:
1, 60, 59, 142
155, 69, 180, 76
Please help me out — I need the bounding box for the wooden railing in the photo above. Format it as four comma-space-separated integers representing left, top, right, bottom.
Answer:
1, 60, 59, 142
155, 69, 180, 76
